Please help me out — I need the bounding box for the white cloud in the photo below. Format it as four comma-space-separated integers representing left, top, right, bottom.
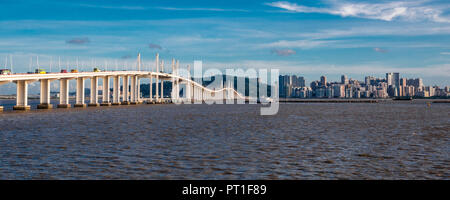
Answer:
155, 7, 248, 12
262, 39, 333, 48
78, 4, 147, 10
373, 47, 388, 53
271, 49, 296, 56
266, 1, 450, 22
77, 4, 248, 12
441, 52, 450, 55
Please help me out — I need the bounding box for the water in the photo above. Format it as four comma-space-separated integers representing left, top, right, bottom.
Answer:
0, 100, 448, 179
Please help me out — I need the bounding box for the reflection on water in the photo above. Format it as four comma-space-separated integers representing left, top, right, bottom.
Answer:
0, 100, 448, 179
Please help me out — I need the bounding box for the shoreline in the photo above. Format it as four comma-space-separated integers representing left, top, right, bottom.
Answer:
279, 98, 450, 103
1, 96, 449, 103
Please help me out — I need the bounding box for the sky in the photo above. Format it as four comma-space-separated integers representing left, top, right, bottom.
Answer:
0, 0, 449, 94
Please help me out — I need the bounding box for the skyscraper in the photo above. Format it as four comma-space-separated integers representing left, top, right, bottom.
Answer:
386, 73, 393, 86
341, 75, 348, 85
279, 75, 290, 98
407, 78, 423, 89
298, 76, 306, 87
386, 72, 400, 96
400, 78, 407, 86
393, 73, 400, 96
320, 76, 327, 87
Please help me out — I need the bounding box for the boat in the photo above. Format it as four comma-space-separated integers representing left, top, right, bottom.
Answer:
393, 96, 413, 101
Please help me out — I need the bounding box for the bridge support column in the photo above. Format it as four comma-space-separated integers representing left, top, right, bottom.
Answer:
155, 77, 159, 102
136, 77, 141, 103
130, 75, 137, 104
192, 85, 196, 102
160, 79, 164, 103
57, 78, 71, 108
155, 53, 159, 103
171, 59, 175, 103
197, 87, 200, 102
101, 76, 111, 106
175, 60, 180, 103
74, 77, 86, 107
88, 76, 99, 107
13, 80, 30, 110
223, 84, 227, 103
193, 86, 197, 102
147, 75, 153, 103
112, 76, 120, 105
202, 88, 205, 103
37, 79, 53, 109
194, 86, 202, 104
121, 75, 130, 105
190, 83, 194, 103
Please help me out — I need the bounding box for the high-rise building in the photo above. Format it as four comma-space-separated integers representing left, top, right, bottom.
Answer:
279, 75, 290, 98
320, 76, 327, 87
291, 75, 306, 87
333, 85, 345, 98
407, 78, 423, 88
386, 73, 393, 86
386, 72, 400, 96
341, 75, 348, 85
400, 78, 407, 86
291, 75, 298, 87
393, 73, 400, 96
298, 76, 306, 87
279, 75, 307, 97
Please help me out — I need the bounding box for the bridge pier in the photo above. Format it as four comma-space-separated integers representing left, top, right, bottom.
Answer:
194, 86, 202, 104
37, 79, 53, 109
88, 76, 100, 107
74, 77, 86, 107
130, 75, 137, 104
137, 77, 141, 103
112, 76, 120, 105
57, 78, 71, 108
148, 75, 153, 103
121, 75, 130, 105
101, 76, 111, 106
160, 79, 164, 102
197, 87, 201, 102
13, 80, 30, 110
192, 84, 195, 103
171, 59, 176, 103
155, 53, 159, 103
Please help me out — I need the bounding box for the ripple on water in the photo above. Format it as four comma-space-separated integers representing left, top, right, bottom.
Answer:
0, 102, 449, 179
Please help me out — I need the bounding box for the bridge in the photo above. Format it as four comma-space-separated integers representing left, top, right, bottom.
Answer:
0, 53, 247, 111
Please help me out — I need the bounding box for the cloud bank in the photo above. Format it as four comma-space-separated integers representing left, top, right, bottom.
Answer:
271, 49, 296, 56
266, 1, 450, 22
66, 37, 90, 45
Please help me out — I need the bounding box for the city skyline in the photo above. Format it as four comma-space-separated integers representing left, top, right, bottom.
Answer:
279, 72, 449, 99
0, 0, 449, 88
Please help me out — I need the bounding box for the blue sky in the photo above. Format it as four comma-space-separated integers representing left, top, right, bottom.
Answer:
0, 0, 449, 91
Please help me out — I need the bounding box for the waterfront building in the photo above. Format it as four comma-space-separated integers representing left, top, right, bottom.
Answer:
333, 85, 345, 98
341, 75, 348, 85
326, 87, 333, 98
320, 76, 327, 87
278, 73, 441, 99
279, 75, 291, 98
386, 73, 393, 86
